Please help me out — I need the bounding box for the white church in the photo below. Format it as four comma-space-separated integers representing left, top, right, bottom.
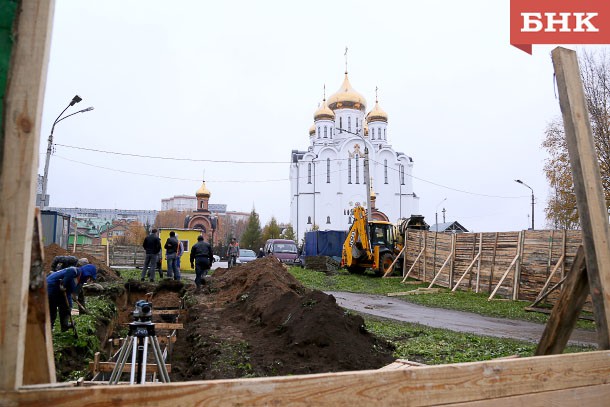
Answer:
290, 70, 419, 242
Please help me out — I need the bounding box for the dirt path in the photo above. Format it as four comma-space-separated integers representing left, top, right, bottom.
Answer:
326, 291, 598, 347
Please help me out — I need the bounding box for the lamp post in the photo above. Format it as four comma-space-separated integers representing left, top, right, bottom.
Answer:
515, 179, 535, 230
435, 198, 447, 232
41, 95, 94, 208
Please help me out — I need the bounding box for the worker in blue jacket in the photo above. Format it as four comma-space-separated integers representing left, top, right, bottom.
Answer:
47, 264, 97, 331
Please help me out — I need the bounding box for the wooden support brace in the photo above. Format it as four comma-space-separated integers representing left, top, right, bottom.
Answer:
530, 274, 569, 309
427, 253, 452, 288
536, 246, 590, 355
533, 254, 565, 304
452, 253, 481, 292
383, 245, 406, 278
488, 255, 519, 301
399, 246, 422, 281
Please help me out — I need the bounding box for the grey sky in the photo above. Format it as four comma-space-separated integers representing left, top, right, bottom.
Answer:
39, 0, 591, 232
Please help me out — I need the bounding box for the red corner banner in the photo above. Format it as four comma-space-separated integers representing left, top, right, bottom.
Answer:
510, 0, 610, 54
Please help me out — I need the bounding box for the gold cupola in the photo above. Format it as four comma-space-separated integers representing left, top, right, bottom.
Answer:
328, 73, 367, 112
366, 100, 388, 123
196, 180, 211, 198
309, 124, 316, 137
313, 98, 335, 121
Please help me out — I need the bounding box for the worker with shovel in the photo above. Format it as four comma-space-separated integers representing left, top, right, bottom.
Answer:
47, 264, 97, 333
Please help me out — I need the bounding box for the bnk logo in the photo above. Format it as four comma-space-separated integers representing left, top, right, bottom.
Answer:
510, 1, 610, 54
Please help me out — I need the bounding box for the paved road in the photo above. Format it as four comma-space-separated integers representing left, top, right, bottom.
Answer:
326, 291, 598, 347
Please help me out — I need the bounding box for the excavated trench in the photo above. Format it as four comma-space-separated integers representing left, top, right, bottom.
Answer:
80, 257, 396, 383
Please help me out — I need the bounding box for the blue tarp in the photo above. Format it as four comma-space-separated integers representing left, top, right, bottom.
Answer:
304, 230, 347, 258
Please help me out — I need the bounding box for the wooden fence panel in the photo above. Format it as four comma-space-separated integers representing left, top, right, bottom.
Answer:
70, 244, 145, 268
405, 229, 588, 309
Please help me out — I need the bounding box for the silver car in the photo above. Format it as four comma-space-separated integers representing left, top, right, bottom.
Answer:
236, 249, 257, 264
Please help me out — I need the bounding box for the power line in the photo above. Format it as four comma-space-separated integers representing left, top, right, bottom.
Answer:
51, 144, 529, 199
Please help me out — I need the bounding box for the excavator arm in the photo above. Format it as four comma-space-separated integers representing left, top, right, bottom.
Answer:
342, 206, 373, 268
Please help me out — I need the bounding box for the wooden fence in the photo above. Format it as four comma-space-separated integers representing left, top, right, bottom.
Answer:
69, 244, 145, 268
403, 229, 586, 306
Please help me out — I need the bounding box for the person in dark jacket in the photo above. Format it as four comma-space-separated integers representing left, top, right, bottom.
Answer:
141, 228, 162, 282
164, 231, 180, 280
190, 235, 213, 290
51, 255, 89, 272
47, 264, 97, 331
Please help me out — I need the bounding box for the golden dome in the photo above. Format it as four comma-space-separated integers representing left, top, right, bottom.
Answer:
328, 73, 367, 112
196, 181, 211, 198
313, 99, 335, 121
309, 124, 316, 136
366, 100, 388, 123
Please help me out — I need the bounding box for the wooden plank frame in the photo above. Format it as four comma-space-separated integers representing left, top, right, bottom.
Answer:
552, 47, 610, 348
1, 10, 610, 405
0, 0, 55, 391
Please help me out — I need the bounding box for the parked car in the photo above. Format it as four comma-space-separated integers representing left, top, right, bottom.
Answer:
263, 239, 301, 266
213, 254, 220, 263
236, 249, 257, 264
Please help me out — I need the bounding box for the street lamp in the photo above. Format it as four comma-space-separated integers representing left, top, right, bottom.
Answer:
40, 95, 94, 208
515, 179, 535, 230
435, 198, 447, 232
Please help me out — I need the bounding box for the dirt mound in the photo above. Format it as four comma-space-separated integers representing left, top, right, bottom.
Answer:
171, 257, 394, 380
44, 243, 120, 282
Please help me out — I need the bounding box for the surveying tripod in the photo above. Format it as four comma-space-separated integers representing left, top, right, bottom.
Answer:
109, 306, 170, 384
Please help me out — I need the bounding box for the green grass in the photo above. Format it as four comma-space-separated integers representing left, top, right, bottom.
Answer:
363, 315, 595, 365
289, 267, 596, 330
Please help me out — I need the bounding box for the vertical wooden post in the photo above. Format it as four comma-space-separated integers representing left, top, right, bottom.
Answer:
468, 233, 476, 288
0, 0, 55, 391
488, 232, 498, 293
513, 231, 524, 301
402, 229, 408, 278
23, 210, 56, 384
547, 230, 555, 280
449, 234, 456, 288
553, 46, 610, 348
475, 233, 483, 293
422, 230, 427, 282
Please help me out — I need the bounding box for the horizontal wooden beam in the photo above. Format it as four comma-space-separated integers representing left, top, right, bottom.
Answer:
89, 362, 171, 374
2, 351, 610, 406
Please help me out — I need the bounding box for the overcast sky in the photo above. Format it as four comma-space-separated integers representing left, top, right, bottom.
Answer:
39, 0, 598, 232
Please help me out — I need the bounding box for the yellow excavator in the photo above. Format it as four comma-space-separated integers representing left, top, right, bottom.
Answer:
341, 205, 428, 276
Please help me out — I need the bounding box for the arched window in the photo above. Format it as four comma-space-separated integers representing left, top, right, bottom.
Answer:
324, 126, 327, 138
348, 116, 352, 132
317, 127, 320, 139
400, 165, 405, 185
384, 128, 386, 139
339, 117, 343, 133
348, 158, 352, 184
307, 216, 312, 224
326, 158, 331, 183
378, 128, 381, 138
384, 159, 388, 184
308, 163, 312, 184
356, 118, 358, 130
355, 155, 360, 184
326, 216, 331, 224
371, 127, 375, 140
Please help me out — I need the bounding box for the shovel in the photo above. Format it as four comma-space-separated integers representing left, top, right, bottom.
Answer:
62, 291, 78, 339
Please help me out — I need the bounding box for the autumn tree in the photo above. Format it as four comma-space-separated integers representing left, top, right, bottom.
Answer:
281, 223, 296, 241
240, 209, 262, 250
125, 221, 147, 245
542, 49, 610, 229
261, 217, 281, 242
154, 210, 189, 229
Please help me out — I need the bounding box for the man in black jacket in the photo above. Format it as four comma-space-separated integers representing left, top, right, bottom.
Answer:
142, 228, 162, 281
190, 235, 213, 290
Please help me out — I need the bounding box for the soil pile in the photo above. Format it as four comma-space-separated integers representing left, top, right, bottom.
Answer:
44, 243, 120, 282
171, 257, 394, 380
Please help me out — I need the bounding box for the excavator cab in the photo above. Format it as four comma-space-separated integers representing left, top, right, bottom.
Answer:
370, 222, 394, 250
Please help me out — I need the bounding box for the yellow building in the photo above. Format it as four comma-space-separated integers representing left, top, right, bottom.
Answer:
159, 228, 204, 272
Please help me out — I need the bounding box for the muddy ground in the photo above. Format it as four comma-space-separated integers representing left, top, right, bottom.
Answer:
55, 254, 395, 381
170, 257, 395, 380
44, 243, 121, 282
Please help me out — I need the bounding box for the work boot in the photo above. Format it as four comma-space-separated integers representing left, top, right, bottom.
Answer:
61, 323, 74, 332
